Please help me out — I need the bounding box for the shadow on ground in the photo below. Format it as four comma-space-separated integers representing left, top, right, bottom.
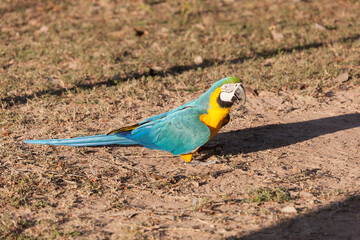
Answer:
24, 113, 360, 156
227, 195, 360, 240
220, 113, 360, 239
215, 113, 360, 155
2, 34, 359, 108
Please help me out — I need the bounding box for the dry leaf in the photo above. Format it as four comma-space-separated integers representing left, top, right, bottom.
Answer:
314, 23, 327, 31
299, 83, 309, 90
134, 28, 148, 37
38, 25, 49, 34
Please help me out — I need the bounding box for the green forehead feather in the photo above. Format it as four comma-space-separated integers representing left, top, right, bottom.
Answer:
223, 76, 241, 84
206, 77, 242, 94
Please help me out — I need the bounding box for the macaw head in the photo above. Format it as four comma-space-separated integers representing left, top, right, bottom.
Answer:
217, 77, 246, 107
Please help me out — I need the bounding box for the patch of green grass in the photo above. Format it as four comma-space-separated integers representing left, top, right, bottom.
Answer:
247, 187, 290, 203
8, 176, 33, 208
0, 214, 35, 239
49, 226, 84, 239
33, 199, 48, 209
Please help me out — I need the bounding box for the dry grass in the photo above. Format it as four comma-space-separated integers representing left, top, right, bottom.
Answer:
1, 0, 360, 239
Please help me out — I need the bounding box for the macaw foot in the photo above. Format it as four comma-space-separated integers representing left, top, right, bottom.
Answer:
184, 159, 220, 165
180, 153, 194, 163
180, 153, 219, 165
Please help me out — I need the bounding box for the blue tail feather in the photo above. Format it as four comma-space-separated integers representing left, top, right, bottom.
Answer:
24, 134, 137, 147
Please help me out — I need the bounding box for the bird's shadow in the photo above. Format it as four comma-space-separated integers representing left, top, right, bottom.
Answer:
227, 194, 360, 239
92, 113, 360, 158
211, 113, 360, 156
217, 113, 360, 239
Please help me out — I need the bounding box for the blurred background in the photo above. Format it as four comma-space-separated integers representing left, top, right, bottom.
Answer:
1, 0, 359, 105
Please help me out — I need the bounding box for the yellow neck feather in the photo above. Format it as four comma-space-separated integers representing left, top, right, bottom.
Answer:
200, 88, 231, 139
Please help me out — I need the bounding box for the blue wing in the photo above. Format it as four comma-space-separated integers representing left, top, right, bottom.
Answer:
118, 106, 211, 155
25, 103, 211, 155
139, 99, 198, 124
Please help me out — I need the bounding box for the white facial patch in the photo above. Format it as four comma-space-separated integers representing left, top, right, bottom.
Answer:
220, 83, 240, 102
219, 91, 234, 102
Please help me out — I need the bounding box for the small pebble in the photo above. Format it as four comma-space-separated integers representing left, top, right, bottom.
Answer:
270, 30, 284, 41
281, 206, 297, 214
335, 72, 349, 83
194, 55, 203, 65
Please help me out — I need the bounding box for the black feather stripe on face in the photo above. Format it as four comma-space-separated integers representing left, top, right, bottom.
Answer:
216, 95, 235, 108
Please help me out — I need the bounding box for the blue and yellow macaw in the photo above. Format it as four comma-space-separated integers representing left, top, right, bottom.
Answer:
25, 77, 246, 163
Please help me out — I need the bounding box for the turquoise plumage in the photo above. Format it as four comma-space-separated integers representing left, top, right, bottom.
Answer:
24, 77, 246, 162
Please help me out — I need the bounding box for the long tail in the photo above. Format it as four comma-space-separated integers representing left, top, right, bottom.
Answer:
24, 134, 137, 147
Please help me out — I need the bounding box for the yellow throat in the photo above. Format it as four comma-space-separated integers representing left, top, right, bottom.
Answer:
199, 87, 231, 140
180, 87, 232, 163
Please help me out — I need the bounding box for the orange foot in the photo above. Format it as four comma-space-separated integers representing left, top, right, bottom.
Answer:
180, 153, 193, 163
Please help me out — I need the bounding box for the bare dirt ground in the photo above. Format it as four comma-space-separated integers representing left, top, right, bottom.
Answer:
1, 0, 360, 239
2, 86, 360, 239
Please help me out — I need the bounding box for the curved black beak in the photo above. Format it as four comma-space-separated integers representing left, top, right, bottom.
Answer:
234, 84, 246, 105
